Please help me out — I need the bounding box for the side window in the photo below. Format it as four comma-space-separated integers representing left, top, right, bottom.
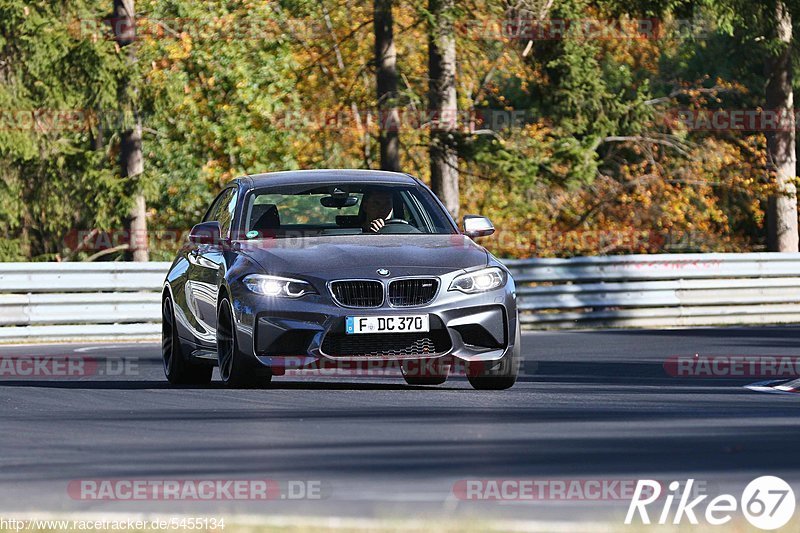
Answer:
203, 190, 228, 223
218, 188, 238, 238
203, 188, 237, 238
400, 190, 430, 230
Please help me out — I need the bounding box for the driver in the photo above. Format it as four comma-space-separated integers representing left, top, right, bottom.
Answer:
361, 190, 394, 233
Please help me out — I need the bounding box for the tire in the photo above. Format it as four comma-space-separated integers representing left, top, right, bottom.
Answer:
401, 358, 449, 386
162, 296, 213, 385
217, 298, 271, 388
467, 326, 520, 391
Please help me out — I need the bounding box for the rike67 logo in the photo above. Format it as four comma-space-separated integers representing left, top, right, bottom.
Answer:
626, 476, 795, 530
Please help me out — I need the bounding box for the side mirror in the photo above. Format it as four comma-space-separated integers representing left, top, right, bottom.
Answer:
189, 221, 223, 245
463, 215, 495, 238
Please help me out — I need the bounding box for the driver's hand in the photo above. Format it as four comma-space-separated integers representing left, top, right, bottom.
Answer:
369, 219, 385, 233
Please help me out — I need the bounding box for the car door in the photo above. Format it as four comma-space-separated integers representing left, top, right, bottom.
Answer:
185, 187, 238, 347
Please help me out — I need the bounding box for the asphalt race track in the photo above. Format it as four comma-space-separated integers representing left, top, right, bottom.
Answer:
1, 327, 799, 525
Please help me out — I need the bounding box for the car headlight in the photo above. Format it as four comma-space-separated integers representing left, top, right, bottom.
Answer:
449, 267, 507, 294
243, 274, 317, 298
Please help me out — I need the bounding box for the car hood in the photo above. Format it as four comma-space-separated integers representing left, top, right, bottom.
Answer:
236, 234, 489, 278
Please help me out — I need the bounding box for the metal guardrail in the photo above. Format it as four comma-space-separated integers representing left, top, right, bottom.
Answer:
505, 253, 800, 328
0, 263, 167, 341
0, 253, 799, 341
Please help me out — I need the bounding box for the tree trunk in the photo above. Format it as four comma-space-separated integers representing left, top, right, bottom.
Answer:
121, 122, 148, 261
766, 1, 798, 252
374, 0, 401, 172
113, 0, 148, 261
428, 0, 459, 218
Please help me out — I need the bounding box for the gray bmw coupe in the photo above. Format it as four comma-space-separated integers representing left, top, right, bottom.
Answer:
162, 170, 520, 390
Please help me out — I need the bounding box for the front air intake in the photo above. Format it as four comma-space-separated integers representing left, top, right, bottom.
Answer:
321, 330, 452, 358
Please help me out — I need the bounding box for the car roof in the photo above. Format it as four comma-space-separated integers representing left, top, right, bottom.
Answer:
237, 169, 419, 189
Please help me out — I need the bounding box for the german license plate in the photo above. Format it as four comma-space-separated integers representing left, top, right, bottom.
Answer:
346, 315, 430, 335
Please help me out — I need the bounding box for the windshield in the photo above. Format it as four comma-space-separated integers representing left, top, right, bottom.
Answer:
239, 183, 456, 239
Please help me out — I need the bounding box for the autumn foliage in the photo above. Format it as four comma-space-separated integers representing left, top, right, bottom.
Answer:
0, 0, 791, 259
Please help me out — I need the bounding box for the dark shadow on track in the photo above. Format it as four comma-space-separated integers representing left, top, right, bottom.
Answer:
0, 359, 775, 389
521, 360, 778, 387
0, 379, 464, 391
584, 325, 800, 340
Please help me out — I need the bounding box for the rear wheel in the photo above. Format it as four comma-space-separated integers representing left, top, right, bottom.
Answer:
401, 358, 449, 386
467, 326, 520, 391
217, 298, 271, 388
162, 296, 212, 385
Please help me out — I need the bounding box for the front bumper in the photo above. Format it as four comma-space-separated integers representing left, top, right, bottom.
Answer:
229, 271, 518, 371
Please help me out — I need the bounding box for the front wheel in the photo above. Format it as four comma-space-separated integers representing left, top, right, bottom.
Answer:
467, 327, 520, 391
217, 298, 271, 388
162, 296, 212, 385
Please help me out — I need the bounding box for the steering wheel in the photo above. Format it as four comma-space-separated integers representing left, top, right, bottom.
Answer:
378, 218, 421, 234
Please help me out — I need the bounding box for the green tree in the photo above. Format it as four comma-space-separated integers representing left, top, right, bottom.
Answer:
137, 0, 302, 256
0, 0, 127, 260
